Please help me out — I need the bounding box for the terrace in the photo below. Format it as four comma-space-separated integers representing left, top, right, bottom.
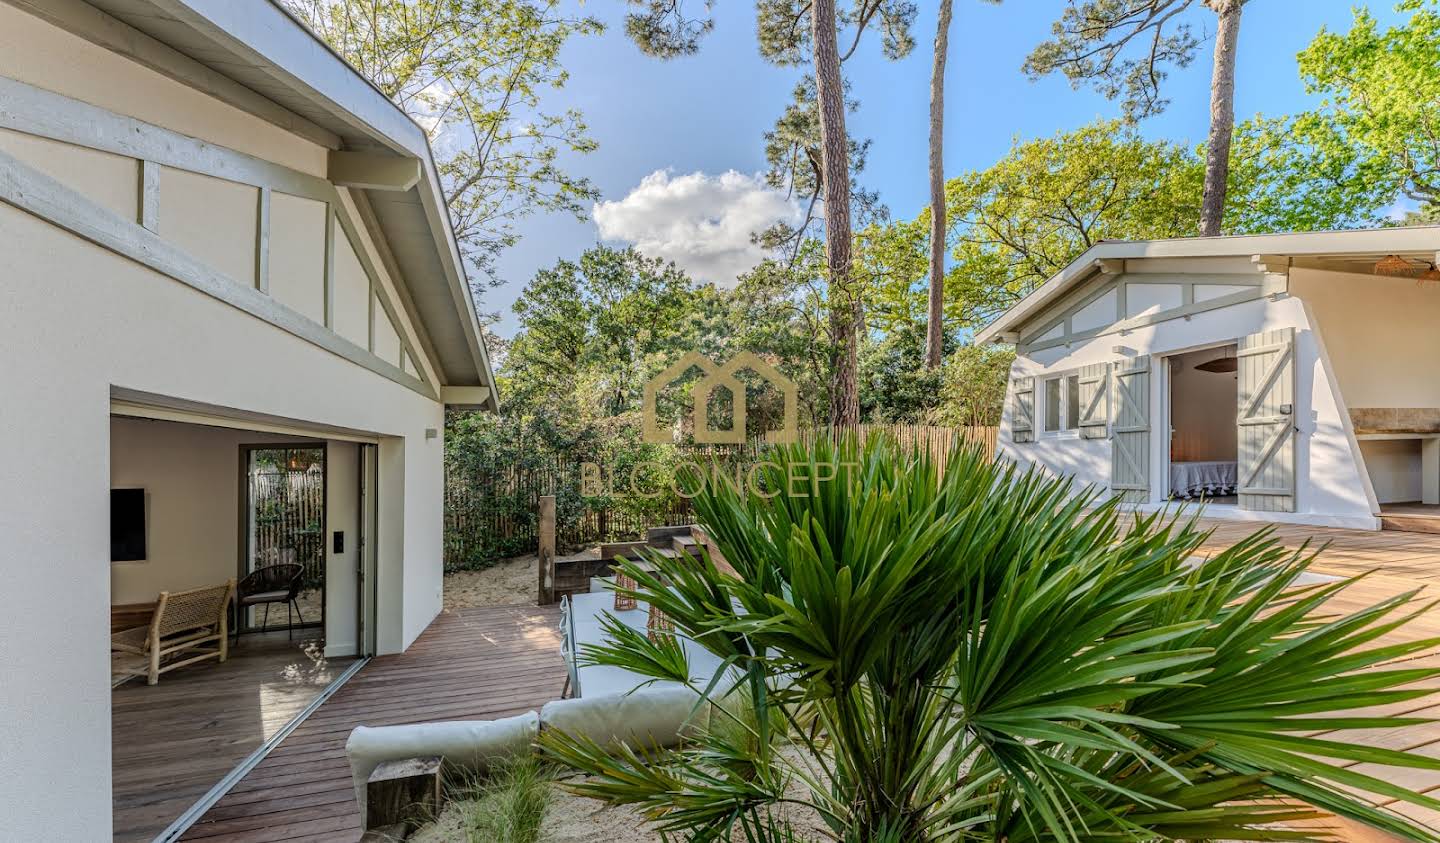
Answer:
136, 518, 1440, 842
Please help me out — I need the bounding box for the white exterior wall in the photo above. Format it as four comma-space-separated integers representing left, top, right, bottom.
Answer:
1290, 266, 1440, 408
0, 202, 446, 840
997, 293, 1376, 529
0, 11, 453, 839
1290, 266, 1440, 505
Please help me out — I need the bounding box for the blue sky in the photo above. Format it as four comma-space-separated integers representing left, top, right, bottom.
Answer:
486, 0, 1405, 337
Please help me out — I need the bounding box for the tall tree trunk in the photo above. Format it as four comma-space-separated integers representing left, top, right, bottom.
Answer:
925, 0, 953, 370
813, 0, 858, 427
1199, 0, 1242, 237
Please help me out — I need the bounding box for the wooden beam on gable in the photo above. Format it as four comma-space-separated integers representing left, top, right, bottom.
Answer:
441, 386, 493, 410
328, 151, 421, 192
1253, 254, 1291, 298
1095, 258, 1125, 276
1252, 254, 1291, 275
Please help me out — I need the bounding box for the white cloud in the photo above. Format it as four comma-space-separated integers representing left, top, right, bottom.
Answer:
594, 170, 802, 286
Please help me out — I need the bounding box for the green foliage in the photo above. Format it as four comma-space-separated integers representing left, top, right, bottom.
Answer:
541, 436, 1440, 842
942, 121, 1203, 328
503, 246, 697, 417
931, 344, 1014, 427
444, 756, 553, 843
284, 0, 601, 290
445, 410, 691, 568
1224, 114, 1394, 232
858, 321, 945, 423
1024, 0, 1208, 122
502, 244, 832, 432
860, 117, 1402, 336
1294, 0, 1440, 211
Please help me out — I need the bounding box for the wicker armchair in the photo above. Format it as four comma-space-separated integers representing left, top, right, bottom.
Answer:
236, 563, 306, 640
111, 580, 234, 686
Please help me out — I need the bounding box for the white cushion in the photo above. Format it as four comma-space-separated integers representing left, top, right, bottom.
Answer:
539, 685, 707, 752
345, 712, 538, 822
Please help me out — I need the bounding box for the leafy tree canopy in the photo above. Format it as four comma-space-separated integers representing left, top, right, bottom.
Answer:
285, 0, 602, 296
1024, 0, 1219, 122
1294, 0, 1440, 216
943, 121, 1203, 328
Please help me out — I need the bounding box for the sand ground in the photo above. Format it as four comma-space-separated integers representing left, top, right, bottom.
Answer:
443, 553, 541, 610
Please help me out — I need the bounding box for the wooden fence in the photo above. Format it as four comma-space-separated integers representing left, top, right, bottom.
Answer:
248, 468, 325, 589
443, 425, 998, 569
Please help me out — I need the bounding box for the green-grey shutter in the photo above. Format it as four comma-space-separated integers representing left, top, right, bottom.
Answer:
1012, 377, 1035, 443
1078, 363, 1110, 439
1110, 357, 1150, 503
1238, 328, 1296, 512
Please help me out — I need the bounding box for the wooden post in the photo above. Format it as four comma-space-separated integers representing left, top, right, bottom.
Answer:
538, 495, 556, 605
364, 756, 442, 833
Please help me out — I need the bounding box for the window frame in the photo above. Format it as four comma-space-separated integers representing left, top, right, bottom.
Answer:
1041, 371, 1083, 439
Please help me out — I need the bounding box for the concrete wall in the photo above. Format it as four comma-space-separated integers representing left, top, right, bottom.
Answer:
0, 4, 327, 176
110, 418, 287, 603
0, 14, 449, 839
999, 293, 1375, 528
1291, 266, 1440, 409
0, 197, 446, 840
1291, 266, 1440, 503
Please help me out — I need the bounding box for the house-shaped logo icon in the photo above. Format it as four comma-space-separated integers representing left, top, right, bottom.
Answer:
642, 351, 799, 444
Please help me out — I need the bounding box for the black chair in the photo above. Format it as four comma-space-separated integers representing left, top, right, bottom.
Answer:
235, 563, 306, 641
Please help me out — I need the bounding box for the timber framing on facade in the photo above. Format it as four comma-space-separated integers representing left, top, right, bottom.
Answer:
0, 3, 505, 840
979, 227, 1440, 532
0, 76, 439, 400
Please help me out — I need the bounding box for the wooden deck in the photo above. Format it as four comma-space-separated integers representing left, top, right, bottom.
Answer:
1197, 518, 1440, 584
158, 521, 1440, 841
179, 604, 563, 842
1195, 518, 1440, 835
113, 628, 351, 843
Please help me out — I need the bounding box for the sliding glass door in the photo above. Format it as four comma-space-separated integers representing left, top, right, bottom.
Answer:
240, 444, 326, 633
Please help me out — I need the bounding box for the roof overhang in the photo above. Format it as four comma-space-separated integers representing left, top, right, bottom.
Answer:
975, 226, 1440, 346
30, 0, 497, 408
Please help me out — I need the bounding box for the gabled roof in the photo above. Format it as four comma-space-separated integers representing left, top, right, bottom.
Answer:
974, 226, 1440, 346
44, 0, 497, 407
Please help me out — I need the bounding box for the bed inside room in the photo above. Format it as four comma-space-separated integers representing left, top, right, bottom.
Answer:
1167, 345, 1240, 504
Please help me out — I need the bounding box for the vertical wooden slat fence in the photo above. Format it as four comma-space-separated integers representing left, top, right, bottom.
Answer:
248, 467, 325, 588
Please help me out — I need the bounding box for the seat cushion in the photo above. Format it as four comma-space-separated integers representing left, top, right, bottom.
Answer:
240, 590, 289, 605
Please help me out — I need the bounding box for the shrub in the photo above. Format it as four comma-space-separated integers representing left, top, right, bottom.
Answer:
542, 434, 1440, 842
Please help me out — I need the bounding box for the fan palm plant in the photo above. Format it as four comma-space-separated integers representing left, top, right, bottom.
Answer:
540, 435, 1440, 842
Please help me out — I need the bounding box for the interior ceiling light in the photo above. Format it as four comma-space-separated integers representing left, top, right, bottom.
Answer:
1195, 357, 1239, 374
1375, 254, 1417, 276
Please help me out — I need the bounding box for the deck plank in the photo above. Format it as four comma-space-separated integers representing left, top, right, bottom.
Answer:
112, 629, 350, 843
179, 604, 562, 843
174, 519, 1440, 840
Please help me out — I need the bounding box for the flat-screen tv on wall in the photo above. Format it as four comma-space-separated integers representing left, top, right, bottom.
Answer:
111, 488, 146, 562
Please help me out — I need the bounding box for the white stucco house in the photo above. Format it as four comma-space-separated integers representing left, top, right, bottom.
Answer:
979, 227, 1440, 532
0, 1, 496, 839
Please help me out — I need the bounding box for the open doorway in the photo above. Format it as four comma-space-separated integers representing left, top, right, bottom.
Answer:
240, 444, 325, 636
110, 418, 367, 842
1165, 345, 1239, 505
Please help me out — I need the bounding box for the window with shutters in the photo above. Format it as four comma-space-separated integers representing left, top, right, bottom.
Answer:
1042, 373, 1081, 437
